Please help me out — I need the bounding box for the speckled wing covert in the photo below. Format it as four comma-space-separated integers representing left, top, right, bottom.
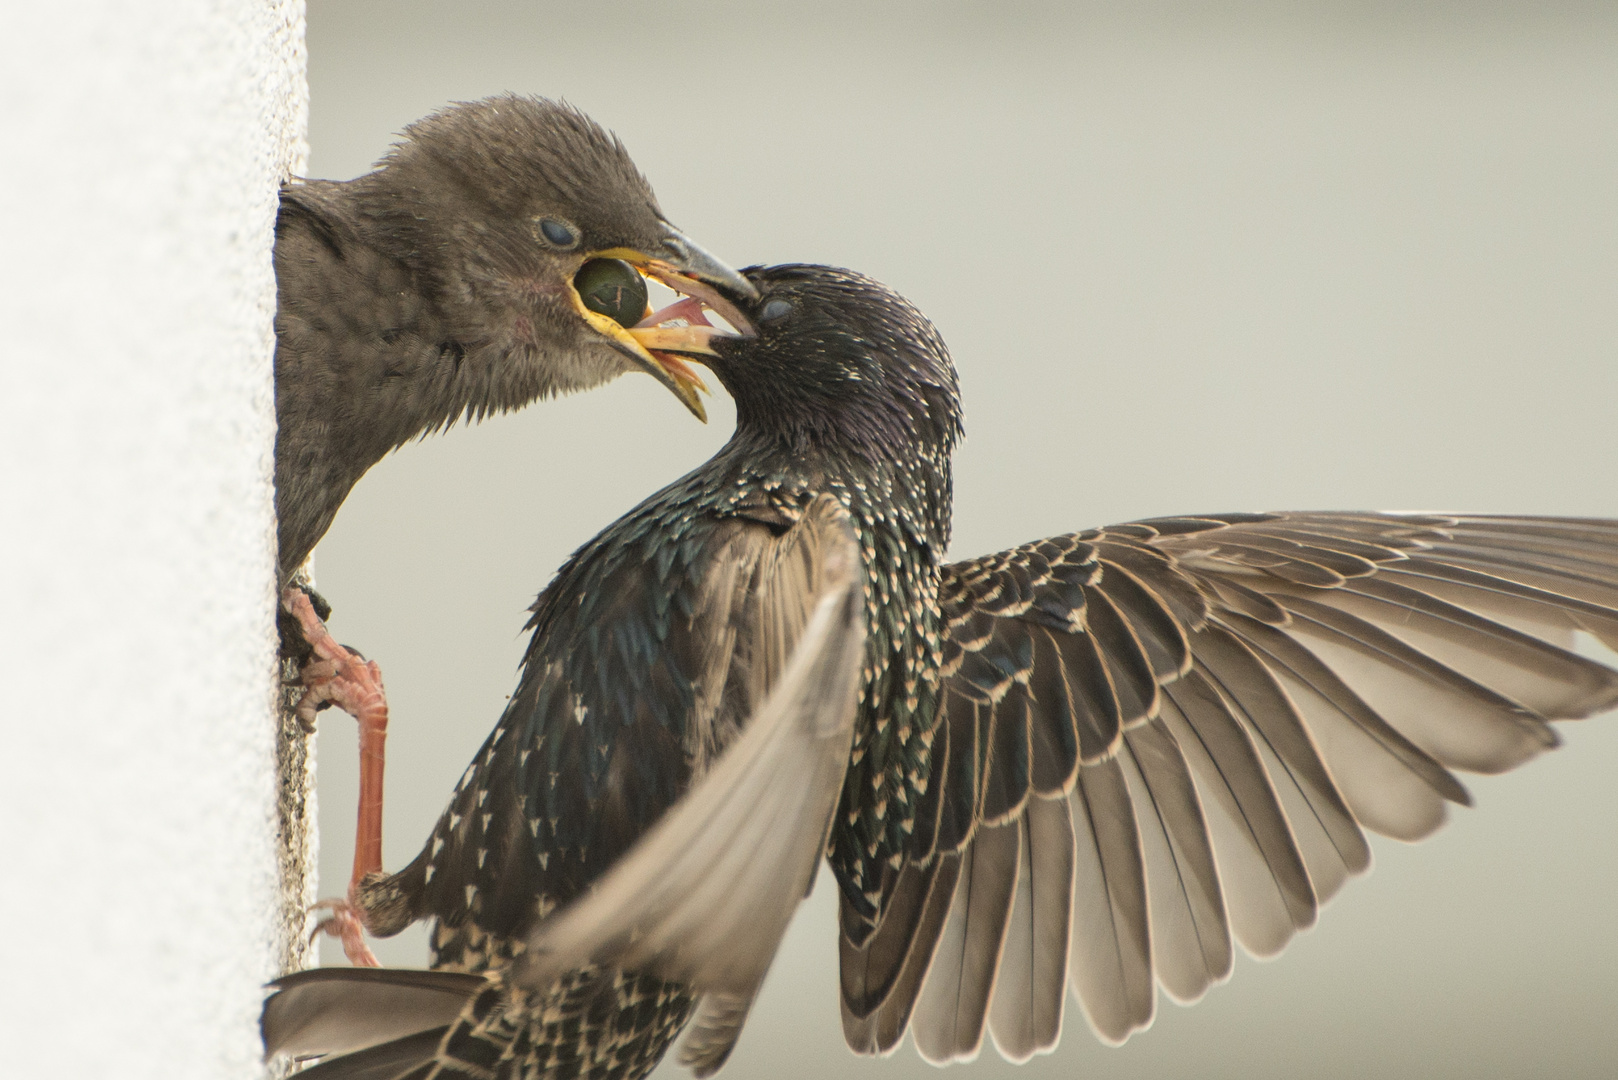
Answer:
513, 497, 865, 1077
841, 513, 1618, 1064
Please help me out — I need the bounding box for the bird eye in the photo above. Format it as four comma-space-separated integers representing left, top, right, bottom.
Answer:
538, 217, 579, 248
574, 259, 648, 329
759, 298, 793, 323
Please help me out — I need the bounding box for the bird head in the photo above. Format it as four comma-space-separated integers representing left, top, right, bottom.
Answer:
694, 265, 963, 462
359, 95, 756, 420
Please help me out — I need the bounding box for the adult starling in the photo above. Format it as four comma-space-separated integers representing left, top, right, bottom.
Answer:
263, 265, 1618, 1078
273, 94, 754, 942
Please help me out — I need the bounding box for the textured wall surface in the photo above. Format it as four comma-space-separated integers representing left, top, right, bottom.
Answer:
0, 2, 307, 1076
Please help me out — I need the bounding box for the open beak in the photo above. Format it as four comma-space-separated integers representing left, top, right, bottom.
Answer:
573, 230, 757, 422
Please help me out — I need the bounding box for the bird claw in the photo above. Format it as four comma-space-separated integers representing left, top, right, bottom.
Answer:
281, 587, 389, 734
310, 894, 381, 967
280, 587, 392, 901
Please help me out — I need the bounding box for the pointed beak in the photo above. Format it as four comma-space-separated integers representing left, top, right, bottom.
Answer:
654, 229, 758, 300
578, 231, 756, 422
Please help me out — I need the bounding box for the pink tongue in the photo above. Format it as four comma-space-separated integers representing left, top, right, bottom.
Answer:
636, 296, 713, 329
649, 349, 709, 392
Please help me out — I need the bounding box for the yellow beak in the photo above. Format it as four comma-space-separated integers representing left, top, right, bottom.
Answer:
570, 236, 757, 422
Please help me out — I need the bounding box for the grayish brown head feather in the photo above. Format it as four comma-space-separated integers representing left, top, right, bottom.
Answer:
274, 95, 726, 581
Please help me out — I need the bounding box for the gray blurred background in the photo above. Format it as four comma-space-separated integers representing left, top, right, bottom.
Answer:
303, 3, 1618, 1077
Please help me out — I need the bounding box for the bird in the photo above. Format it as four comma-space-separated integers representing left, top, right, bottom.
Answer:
262, 264, 1618, 1079
271, 94, 755, 946
274, 93, 754, 586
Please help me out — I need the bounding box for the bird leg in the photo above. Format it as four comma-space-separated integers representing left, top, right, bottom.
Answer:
282, 587, 388, 967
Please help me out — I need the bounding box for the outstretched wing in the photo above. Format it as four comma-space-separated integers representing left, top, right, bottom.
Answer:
512, 495, 865, 1077
842, 513, 1618, 1062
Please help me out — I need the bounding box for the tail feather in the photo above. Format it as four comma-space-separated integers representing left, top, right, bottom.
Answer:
677, 991, 757, 1077
291, 1028, 449, 1080
261, 967, 484, 1063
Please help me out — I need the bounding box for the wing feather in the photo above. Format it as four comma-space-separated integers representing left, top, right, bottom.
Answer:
514, 498, 865, 1075
1161, 666, 1316, 955
1119, 720, 1231, 1004
987, 796, 1074, 1062
840, 861, 935, 1021
1081, 585, 1161, 730
842, 854, 961, 1056
1194, 623, 1369, 899
1025, 626, 1081, 794
932, 692, 982, 853
911, 822, 1021, 1064
1066, 757, 1154, 1043
980, 629, 1034, 823
846, 513, 1618, 1064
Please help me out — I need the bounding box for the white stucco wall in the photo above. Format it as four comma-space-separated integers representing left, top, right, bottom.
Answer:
0, 3, 307, 1076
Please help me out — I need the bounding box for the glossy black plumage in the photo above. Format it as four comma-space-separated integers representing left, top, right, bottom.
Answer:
265, 265, 1618, 1078
262, 266, 945, 1078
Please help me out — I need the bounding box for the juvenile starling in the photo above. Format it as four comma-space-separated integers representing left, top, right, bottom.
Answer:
263, 265, 1618, 1078
273, 95, 753, 942
275, 93, 753, 584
